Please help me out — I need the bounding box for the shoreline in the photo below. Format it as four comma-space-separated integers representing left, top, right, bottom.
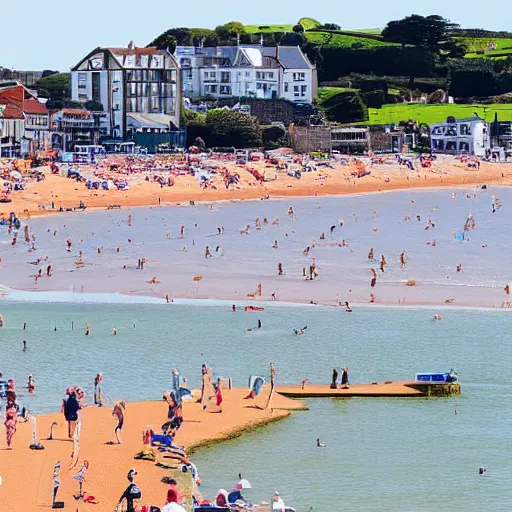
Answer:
0, 389, 306, 511
2, 284, 512, 312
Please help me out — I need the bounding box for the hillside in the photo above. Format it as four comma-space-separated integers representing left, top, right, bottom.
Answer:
367, 103, 512, 125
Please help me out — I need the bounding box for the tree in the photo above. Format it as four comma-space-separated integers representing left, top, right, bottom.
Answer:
382, 14, 460, 54
35, 73, 70, 100
84, 100, 104, 112
261, 125, 287, 149
320, 23, 341, 30
149, 28, 218, 49
280, 32, 306, 47
215, 21, 246, 41
292, 24, 304, 33
206, 110, 262, 148
316, 89, 368, 123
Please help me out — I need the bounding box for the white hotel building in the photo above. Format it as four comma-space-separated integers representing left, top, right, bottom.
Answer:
175, 45, 317, 104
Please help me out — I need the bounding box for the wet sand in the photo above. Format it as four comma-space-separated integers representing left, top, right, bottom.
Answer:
0, 389, 305, 511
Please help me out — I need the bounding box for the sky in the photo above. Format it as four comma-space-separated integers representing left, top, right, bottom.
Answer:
1, 0, 510, 71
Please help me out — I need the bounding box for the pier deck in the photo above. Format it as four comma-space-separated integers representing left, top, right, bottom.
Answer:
277, 381, 461, 398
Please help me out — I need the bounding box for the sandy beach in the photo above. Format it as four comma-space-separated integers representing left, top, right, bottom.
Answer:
1, 157, 512, 218
0, 388, 305, 511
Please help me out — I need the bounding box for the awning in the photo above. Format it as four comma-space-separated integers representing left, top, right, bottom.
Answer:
126, 113, 179, 130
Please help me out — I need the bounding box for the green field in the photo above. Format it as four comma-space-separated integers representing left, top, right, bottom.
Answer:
306, 31, 395, 48
318, 86, 356, 101
244, 24, 293, 34
367, 103, 512, 125
461, 37, 512, 58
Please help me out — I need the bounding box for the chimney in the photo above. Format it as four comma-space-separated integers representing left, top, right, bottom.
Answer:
128, 41, 133, 51
237, 34, 240, 46
260, 34, 264, 46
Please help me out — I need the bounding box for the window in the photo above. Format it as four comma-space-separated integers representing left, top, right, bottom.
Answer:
112, 71, 122, 82
432, 139, 444, 150
78, 93, 88, 100
459, 124, 471, 136
301, 85, 307, 95
284, 83, 289, 92
293, 72, 305, 81
204, 71, 216, 82
446, 140, 457, 151
256, 72, 262, 80
78, 73, 87, 81
245, 71, 250, 78
432, 126, 444, 135
220, 71, 231, 83
293, 85, 300, 97
446, 126, 457, 136
459, 141, 470, 152
219, 85, 232, 95
204, 85, 217, 94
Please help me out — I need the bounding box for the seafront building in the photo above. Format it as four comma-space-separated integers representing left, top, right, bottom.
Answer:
70, 43, 182, 150
430, 117, 489, 157
175, 44, 317, 104
0, 80, 50, 157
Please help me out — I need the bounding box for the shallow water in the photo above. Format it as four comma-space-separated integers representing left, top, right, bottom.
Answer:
0, 302, 511, 511
1, 187, 511, 306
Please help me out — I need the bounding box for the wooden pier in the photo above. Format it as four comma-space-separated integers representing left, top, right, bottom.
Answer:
276, 381, 461, 399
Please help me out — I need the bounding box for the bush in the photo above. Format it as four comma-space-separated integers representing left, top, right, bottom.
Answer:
360, 89, 386, 108
320, 23, 342, 31
293, 24, 304, 33
206, 110, 262, 148
84, 100, 104, 112
261, 125, 287, 149
317, 89, 368, 123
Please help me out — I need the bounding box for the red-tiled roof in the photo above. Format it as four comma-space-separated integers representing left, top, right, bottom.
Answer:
62, 108, 90, 116
0, 86, 24, 119
24, 98, 48, 115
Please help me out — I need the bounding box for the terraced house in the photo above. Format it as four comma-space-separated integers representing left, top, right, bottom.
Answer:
175, 44, 317, 104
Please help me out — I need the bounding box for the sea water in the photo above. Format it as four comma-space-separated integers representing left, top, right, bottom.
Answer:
0, 302, 511, 511
1, 187, 511, 306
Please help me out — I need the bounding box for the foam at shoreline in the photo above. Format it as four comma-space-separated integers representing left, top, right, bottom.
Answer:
1, 284, 510, 313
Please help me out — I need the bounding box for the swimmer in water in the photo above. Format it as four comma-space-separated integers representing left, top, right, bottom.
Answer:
272, 240, 278, 249
23, 340, 27, 352
278, 263, 283, 276
317, 439, 327, 447
433, 314, 442, 321
27, 374, 35, 393
112, 326, 117, 336
85, 323, 90, 336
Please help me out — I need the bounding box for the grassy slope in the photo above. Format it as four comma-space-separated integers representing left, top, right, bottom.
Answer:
368, 104, 512, 125
244, 24, 293, 33
318, 86, 356, 102
298, 17, 322, 30
461, 37, 512, 58
306, 31, 395, 48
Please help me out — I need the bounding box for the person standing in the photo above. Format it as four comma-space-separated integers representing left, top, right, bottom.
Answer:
94, 373, 103, 406
330, 368, 338, 389
341, 367, 349, 389
4, 390, 18, 449
112, 400, 126, 444
117, 469, 141, 512
63, 389, 81, 438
